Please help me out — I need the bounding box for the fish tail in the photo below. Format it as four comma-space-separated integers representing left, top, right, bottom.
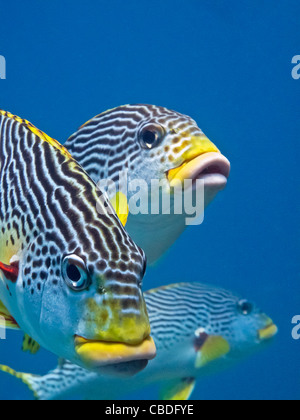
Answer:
0, 364, 40, 399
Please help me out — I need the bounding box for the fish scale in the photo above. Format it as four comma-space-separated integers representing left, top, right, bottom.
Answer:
0, 110, 155, 374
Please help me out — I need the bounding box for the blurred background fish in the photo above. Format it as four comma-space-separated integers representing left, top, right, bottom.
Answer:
0, 282, 277, 400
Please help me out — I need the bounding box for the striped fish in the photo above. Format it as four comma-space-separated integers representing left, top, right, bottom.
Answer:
65, 105, 231, 264
0, 110, 156, 375
0, 282, 278, 400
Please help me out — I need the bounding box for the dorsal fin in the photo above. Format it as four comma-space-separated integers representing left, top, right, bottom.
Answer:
0, 110, 72, 160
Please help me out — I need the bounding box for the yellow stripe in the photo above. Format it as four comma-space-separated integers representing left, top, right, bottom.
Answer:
0, 110, 72, 160
0, 364, 38, 399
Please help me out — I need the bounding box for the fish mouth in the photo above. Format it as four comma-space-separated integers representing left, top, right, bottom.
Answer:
94, 359, 149, 378
74, 335, 156, 373
167, 152, 230, 191
258, 321, 278, 341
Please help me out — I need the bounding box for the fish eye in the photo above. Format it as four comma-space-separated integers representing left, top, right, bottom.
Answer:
238, 300, 253, 316
62, 255, 91, 291
138, 123, 165, 149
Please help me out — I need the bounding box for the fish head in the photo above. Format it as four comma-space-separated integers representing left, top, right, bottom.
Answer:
224, 298, 278, 355
65, 105, 230, 264
147, 284, 277, 376
191, 287, 278, 370
0, 111, 155, 377
17, 189, 155, 377
38, 242, 155, 375
66, 104, 230, 210
131, 106, 230, 205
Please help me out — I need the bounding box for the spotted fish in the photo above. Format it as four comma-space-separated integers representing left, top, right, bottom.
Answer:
0, 282, 277, 400
0, 110, 156, 375
65, 105, 231, 264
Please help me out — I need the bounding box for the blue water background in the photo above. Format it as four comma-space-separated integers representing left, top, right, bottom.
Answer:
0, 0, 299, 400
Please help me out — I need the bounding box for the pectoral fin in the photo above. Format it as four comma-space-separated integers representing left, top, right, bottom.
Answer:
110, 192, 129, 227
22, 334, 40, 355
0, 300, 19, 330
195, 335, 230, 368
160, 378, 196, 400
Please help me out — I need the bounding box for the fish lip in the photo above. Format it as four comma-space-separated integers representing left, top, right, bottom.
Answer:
95, 359, 149, 378
167, 152, 231, 190
74, 335, 157, 368
258, 322, 278, 341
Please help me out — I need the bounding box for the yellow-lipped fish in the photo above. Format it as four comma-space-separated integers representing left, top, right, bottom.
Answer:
65, 105, 230, 264
0, 110, 155, 376
0, 282, 277, 400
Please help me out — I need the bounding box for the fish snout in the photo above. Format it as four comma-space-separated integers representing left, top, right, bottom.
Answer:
75, 291, 156, 372
167, 135, 230, 190
182, 135, 221, 161
74, 335, 156, 369
258, 317, 278, 341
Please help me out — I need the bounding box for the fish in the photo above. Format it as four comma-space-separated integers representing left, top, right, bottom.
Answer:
0, 110, 156, 376
65, 105, 231, 264
0, 282, 278, 400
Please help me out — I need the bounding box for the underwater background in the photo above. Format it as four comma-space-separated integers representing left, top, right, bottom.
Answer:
0, 0, 299, 400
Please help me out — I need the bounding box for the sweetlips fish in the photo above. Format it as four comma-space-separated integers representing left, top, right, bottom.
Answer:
0, 110, 156, 376
65, 105, 231, 264
0, 282, 278, 400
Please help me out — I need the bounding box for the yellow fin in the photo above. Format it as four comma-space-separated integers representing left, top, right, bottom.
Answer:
161, 378, 196, 400
0, 364, 38, 399
22, 334, 40, 355
0, 110, 72, 160
195, 335, 230, 368
0, 300, 19, 330
110, 192, 129, 226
